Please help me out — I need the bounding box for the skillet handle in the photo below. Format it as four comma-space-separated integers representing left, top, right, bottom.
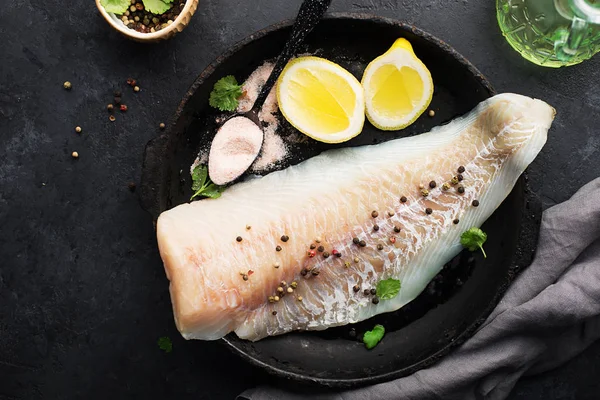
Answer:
139, 134, 170, 221
253, 0, 332, 110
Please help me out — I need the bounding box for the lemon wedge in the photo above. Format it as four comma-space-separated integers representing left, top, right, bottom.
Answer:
277, 56, 365, 144
362, 38, 433, 131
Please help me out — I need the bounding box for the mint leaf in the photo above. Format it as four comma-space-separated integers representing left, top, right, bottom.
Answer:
143, 0, 173, 14
460, 227, 488, 258
376, 278, 401, 300
191, 165, 208, 191
209, 76, 243, 112
363, 324, 385, 350
157, 336, 172, 353
100, 0, 131, 14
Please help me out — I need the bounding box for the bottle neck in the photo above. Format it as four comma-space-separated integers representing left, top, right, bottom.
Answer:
569, 0, 600, 23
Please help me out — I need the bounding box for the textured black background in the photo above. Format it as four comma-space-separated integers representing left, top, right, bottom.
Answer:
1, 1, 599, 399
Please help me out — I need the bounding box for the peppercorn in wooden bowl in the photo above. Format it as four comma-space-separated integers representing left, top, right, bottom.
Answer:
95, 0, 199, 42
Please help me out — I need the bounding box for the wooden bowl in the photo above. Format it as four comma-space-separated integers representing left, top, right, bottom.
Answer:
95, 0, 199, 42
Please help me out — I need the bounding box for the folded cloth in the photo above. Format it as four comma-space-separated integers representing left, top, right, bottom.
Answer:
239, 178, 600, 400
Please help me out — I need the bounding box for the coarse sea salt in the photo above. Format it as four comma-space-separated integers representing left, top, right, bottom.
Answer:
208, 116, 263, 185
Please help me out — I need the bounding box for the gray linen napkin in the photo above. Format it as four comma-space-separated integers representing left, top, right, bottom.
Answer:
239, 177, 600, 400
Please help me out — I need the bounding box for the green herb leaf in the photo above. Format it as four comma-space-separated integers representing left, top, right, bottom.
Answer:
157, 336, 172, 353
376, 278, 401, 300
100, 0, 131, 14
190, 165, 225, 201
201, 183, 224, 199
460, 227, 488, 258
191, 165, 208, 191
363, 324, 385, 350
143, 0, 173, 14
209, 76, 243, 112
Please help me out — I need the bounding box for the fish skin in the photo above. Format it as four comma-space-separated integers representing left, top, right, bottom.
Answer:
156, 93, 555, 341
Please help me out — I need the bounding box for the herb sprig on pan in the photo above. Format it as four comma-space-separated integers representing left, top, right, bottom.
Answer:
376, 278, 401, 300
209, 76, 244, 112
190, 165, 224, 201
363, 324, 385, 350
157, 336, 172, 353
460, 227, 488, 258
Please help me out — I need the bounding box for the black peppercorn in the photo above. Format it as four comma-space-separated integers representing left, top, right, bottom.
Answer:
425, 208, 433, 215
394, 226, 401, 233
353, 237, 360, 245
236, 236, 243, 242
353, 285, 360, 293
400, 196, 407, 203
458, 166, 465, 173
429, 180, 437, 189
317, 245, 324, 252
372, 296, 380, 304
458, 186, 465, 194
370, 288, 377, 295
472, 200, 480, 207
359, 240, 367, 247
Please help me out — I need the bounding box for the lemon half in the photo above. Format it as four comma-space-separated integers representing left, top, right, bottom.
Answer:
277, 57, 365, 144
362, 38, 433, 131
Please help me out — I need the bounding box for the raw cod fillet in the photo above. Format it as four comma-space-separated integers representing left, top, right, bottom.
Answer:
156, 93, 555, 341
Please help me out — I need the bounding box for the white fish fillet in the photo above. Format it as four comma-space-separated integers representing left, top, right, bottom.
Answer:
156, 93, 555, 341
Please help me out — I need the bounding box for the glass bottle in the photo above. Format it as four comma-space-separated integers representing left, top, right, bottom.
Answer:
497, 0, 600, 67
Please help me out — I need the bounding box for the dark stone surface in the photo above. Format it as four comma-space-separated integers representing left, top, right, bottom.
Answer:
0, 0, 598, 399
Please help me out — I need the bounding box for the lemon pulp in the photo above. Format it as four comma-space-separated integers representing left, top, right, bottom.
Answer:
277, 56, 365, 144
287, 68, 356, 134
370, 65, 424, 117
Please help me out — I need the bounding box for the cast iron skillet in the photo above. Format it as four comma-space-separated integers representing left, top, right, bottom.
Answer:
139, 14, 542, 388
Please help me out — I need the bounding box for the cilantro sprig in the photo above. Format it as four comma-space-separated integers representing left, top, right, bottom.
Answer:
363, 324, 385, 349
157, 336, 172, 353
100, 0, 174, 15
190, 165, 224, 201
460, 227, 488, 258
376, 278, 401, 300
209, 76, 244, 112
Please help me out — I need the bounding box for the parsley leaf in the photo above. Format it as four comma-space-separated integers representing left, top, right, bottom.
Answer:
363, 324, 385, 350
190, 165, 225, 201
100, 0, 131, 14
143, 0, 174, 15
209, 76, 243, 112
460, 227, 488, 258
376, 278, 401, 300
191, 164, 208, 191
157, 336, 172, 353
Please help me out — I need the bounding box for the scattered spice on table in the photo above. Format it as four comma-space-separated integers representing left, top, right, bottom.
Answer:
71, 151, 79, 159
107, 104, 114, 112
458, 165, 465, 173
472, 200, 480, 207
425, 207, 433, 215
428, 109, 435, 117
63, 81, 72, 90
75, 126, 82, 134
159, 122, 165, 130
400, 196, 408, 203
